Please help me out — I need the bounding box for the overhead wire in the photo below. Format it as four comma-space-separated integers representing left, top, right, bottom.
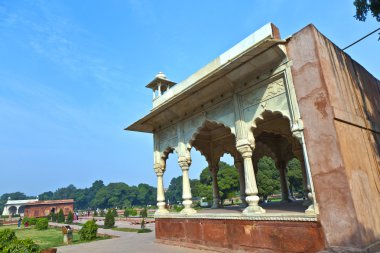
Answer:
342, 27, 380, 50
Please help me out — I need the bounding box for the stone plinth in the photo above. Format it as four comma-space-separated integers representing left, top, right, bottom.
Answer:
156, 218, 325, 252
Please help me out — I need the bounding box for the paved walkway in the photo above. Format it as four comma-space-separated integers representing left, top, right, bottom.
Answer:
52, 222, 212, 253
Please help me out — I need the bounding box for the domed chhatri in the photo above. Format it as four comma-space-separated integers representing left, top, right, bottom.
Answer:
146, 72, 176, 100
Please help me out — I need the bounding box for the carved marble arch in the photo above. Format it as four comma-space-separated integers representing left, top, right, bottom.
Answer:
187, 120, 237, 166
250, 110, 301, 154
159, 146, 177, 169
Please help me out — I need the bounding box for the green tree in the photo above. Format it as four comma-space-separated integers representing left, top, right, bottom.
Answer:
256, 156, 281, 201
124, 209, 129, 218
66, 211, 74, 224
57, 209, 65, 223
104, 209, 115, 228
38, 191, 53, 201
216, 162, 239, 204
197, 162, 240, 204
166, 176, 183, 204
287, 158, 304, 197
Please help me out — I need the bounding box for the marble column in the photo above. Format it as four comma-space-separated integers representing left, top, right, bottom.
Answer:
234, 159, 247, 207
236, 142, 265, 214
178, 156, 197, 214
158, 83, 162, 96
209, 164, 222, 209
154, 163, 169, 215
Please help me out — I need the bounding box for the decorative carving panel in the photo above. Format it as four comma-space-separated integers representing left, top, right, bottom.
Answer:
241, 77, 286, 110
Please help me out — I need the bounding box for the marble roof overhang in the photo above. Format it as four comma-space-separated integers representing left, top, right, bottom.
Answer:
126, 23, 287, 133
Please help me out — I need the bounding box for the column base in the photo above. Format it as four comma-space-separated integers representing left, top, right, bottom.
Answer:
155, 208, 169, 215
305, 203, 319, 215
242, 205, 266, 214
156, 202, 169, 215
305, 205, 315, 215
243, 195, 265, 214
181, 199, 197, 215
180, 207, 197, 215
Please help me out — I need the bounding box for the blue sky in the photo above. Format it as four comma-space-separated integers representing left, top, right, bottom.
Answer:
0, 1, 379, 196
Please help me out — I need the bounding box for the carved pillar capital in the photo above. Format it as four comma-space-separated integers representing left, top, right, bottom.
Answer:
178, 156, 190, 171
154, 163, 165, 176
236, 144, 253, 159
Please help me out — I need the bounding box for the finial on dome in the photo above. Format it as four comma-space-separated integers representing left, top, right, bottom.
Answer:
146, 72, 177, 100
155, 71, 168, 80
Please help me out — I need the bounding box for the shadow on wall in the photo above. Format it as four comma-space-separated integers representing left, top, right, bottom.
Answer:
322, 222, 380, 253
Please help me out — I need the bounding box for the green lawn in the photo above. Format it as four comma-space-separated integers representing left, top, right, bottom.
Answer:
0, 225, 111, 249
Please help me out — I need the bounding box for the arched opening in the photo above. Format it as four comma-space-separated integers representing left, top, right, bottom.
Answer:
160, 148, 181, 207
252, 111, 308, 214
187, 120, 242, 212
18, 205, 25, 214
8, 206, 17, 215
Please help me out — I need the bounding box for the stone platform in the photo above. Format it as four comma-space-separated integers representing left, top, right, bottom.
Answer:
155, 214, 325, 253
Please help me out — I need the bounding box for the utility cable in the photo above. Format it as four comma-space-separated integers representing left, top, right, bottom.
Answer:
343, 27, 380, 50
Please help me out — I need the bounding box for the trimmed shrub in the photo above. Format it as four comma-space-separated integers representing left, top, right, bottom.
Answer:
3, 238, 41, 253
111, 208, 118, 217
93, 210, 98, 217
0, 229, 40, 253
66, 211, 74, 224
127, 208, 137, 216
123, 209, 129, 218
0, 229, 16, 250
57, 209, 65, 223
35, 218, 48, 230
22, 217, 37, 226
104, 209, 115, 229
48, 212, 57, 222
99, 209, 105, 217
79, 220, 98, 241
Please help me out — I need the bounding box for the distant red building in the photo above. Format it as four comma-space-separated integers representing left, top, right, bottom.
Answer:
24, 199, 74, 218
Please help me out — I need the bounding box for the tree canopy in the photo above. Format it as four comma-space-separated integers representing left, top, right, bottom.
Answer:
354, 0, 380, 22
256, 156, 281, 200
0, 180, 157, 214
287, 158, 304, 196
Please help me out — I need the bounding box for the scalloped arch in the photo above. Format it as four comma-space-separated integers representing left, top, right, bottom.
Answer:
160, 146, 176, 161
188, 119, 236, 147
251, 109, 292, 131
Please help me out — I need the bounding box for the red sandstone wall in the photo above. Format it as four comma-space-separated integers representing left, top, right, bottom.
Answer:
287, 25, 380, 249
156, 218, 325, 252
25, 203, 74, 218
